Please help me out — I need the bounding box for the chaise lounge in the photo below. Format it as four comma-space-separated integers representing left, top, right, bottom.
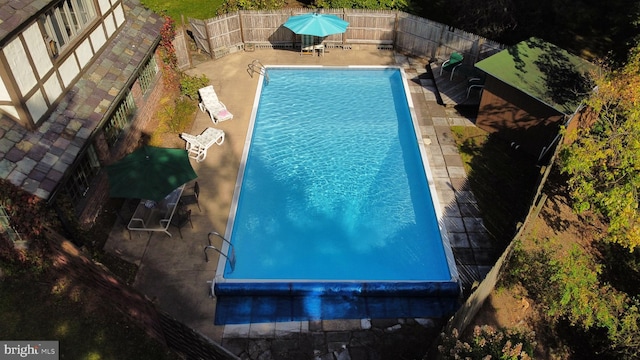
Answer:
180, 127, 225, 162
198, 85, 234, 124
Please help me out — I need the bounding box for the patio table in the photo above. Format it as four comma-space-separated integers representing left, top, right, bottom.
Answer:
127, 184, 185, 237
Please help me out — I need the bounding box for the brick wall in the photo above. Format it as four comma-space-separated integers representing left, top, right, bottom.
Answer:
78, 52, 169, 226
131, 55, 168, 137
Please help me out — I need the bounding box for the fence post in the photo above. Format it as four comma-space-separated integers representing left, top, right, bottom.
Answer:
474, 37, 485, 63
292, 9, 297, 48
392, 10, 399, 51
342, 8, 347, 46
239, 11, 245, 44
204, 19, 214, 60
433, 22, 445, 60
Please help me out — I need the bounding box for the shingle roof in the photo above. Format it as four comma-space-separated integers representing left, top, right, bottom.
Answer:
474, 37, 597, 115
0, 0, 162, 200
0, 0, 51, 45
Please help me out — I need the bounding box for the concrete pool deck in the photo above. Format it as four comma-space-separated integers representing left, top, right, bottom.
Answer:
104, 47, 494, 358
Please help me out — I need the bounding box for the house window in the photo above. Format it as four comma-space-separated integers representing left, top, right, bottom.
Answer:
64, 145, 101, 204
138, 56, 159, 94
41, 0, 97, 54
104, 91, 136, 147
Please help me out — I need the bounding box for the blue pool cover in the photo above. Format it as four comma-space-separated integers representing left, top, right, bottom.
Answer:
214, 281, 461, 324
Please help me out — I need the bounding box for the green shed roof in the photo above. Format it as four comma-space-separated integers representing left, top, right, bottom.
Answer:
474, 37, 596, 115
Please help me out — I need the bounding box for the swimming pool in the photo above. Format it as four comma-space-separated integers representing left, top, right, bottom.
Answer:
213, 66, 460, 324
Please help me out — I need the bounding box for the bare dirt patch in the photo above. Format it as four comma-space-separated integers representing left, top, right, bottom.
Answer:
466, 168, 607, 359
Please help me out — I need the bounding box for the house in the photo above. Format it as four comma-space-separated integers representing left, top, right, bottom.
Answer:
473, 37, 596, 160
0, 0, 165, 226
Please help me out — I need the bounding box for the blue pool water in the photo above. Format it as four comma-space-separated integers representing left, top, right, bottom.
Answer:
213, 67, 460, 324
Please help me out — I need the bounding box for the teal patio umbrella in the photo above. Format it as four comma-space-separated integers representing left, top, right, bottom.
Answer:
106, 146, 197, 201
283, 12, 349, 37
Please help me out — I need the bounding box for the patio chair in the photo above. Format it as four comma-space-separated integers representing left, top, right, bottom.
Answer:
197, 127, 225, 146
300, 34, 315, 56
115, 198, 138, 240
180, 181, 201, 212
170, 207, 192, 239
198, 85, 234, 124
466, 74, 486, 100
440, 52, 464, 80
180, 127, 225, 163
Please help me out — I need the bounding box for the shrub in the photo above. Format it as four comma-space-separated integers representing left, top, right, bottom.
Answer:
218, 0, 285, 15
180, 74, 209, 101
437, 325, 536, 360
0, 179, 54, 271
314, 0, 410, 11
149, 96, 197, 146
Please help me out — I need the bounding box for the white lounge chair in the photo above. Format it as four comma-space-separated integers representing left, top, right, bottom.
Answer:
198, 85, 234, 124
180, 127, 225, 162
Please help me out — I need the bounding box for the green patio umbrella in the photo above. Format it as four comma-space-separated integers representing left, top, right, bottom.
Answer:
283, 12, 349, 37
106, 146, 197, 201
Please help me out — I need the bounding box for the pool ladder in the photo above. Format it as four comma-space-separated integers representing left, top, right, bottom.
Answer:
247, 59, 269, 82
204, 231, 236, 271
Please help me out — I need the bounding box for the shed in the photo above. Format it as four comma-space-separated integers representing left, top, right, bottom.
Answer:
474, 37, 596, 160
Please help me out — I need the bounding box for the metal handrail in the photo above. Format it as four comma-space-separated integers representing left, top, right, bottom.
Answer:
204, 231, 236, 271
247, 59, 269, 82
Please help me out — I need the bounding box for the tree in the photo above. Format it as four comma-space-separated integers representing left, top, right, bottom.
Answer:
218, 0, 286, 15
313, 0, 410, 11
560, 43, 640, 250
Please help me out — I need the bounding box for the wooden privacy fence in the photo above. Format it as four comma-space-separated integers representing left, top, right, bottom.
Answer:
184, 9, 504, 64
174, 29, 191, 70
438, 135, 562, 355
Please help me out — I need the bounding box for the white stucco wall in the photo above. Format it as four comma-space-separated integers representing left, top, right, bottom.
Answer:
3, 38, 37, 96
58, 56, 80, 88
24, 23, 52, 79
75, 38, 93, 68
97, 0, 111, 17
25, 89, 47, 121
90, 26, 107, 51
0, 105, 19, 119
104, 14, 116, 37
114, 4, 125, 26
0, 76, 10, 101
43, 74, 63, 105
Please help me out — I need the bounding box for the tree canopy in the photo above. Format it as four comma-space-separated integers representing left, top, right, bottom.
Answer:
560, 44, 640, 250
418, 0, 640, 63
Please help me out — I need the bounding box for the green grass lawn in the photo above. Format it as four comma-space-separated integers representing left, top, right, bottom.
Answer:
141, 0, 224, 21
